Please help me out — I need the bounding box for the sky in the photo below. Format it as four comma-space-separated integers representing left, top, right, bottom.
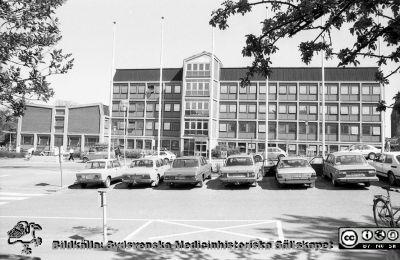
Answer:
47, 0, 399, 136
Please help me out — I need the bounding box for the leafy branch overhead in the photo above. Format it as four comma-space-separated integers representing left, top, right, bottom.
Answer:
210, 0, 400, 112
0, 0, 74, 116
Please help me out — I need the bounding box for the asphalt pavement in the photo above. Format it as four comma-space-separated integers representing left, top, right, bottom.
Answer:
0, 157, 398, 260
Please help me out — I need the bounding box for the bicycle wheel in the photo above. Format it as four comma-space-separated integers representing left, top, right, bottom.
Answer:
373, 198, 394, 227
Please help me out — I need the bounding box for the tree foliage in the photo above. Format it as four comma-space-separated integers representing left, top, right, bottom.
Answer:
210, 0, 400, 112
0, 0, 73, 117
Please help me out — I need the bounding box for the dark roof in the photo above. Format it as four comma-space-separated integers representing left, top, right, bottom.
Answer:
114, 68, 183, 82
220, 67, 378, 82
113, 67, 378, 82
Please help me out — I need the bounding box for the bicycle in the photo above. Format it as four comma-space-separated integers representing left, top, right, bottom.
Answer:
373, 186, 400, 227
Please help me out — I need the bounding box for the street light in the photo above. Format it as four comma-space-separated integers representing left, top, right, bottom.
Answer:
120, 100, 129, 166
305, 121, 309, 157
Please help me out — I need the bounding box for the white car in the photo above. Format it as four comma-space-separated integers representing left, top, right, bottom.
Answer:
369, 152, 400, 186
275, 157, 317, 188
219, 155, 262, 187
146, 150, 176, 163
75, 159, 124, 188
348, 144, 380, 160
121, 157, 170, 187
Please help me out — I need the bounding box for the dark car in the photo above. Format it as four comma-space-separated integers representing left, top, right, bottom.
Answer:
164, 156, 212, 187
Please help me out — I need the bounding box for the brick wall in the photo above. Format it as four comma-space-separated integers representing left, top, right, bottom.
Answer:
68, 106, 100, 134
21, 106, 52, 132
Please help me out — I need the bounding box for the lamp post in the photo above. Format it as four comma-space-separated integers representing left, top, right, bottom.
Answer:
305, 121, 309, 157
120, 100, 129, 166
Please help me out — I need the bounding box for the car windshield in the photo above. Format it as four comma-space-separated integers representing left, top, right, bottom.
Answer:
279, 159, 309, 168
85, 161, 106, 169
131, 160, 153, 168
226, 157, 253, 166
172, 159, 199, 168
335, 155, 367, 165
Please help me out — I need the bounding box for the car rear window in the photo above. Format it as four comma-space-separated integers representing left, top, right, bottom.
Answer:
131, 160, 153, 168
335, 155, 367, 165
85, 162, 106, 169
226, 157, 253, 166
172, 159, 199, 168
279, 159, 309, 168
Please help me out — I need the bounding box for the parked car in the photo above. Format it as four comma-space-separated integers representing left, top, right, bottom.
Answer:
219, 155, 262, 187
75, 159, 124, 188
164, 156, 212, 187
323, 152, 379, 187
146, 150, 176, 164
121, 156, 170, 187
369, 152, 400, 186
80, 151, 114, 163
261, 147, 287, 160
275, 157, 317, 188
348, 144, 380, 160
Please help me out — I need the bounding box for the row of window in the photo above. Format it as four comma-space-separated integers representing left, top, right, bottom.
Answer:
112, 102, 181, 112
115, 120, 179, 131
218, 103, 380, 115
219, 84, 380, 95
218, 122, 381, 136
113, 84, 181, 94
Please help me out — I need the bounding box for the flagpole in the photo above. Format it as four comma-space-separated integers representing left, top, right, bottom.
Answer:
264, 9, 269, 160
108, 21, 116, 160
321, 17, 326, 158
157, 17, 164, 157
209, 26, 215, 162
378, 10, 385, 153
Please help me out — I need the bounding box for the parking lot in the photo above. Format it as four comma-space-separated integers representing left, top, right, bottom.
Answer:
0, 157, 397, 259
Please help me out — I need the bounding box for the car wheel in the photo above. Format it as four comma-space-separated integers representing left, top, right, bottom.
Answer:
368, 152, 376, 160
169, 183, 174, 188
388, 172, 396, 186
82, 157, 88, 163
364, 182, 371, 187
152, 174, 160, 187
104, 177, 111, 188
80, 183, 87, 188
331, 175, 339, 187
198, 178, 204, 187
127, 183, 133, 188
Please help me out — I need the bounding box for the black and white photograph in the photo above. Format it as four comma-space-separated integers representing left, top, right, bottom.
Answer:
1, 0, 400, 259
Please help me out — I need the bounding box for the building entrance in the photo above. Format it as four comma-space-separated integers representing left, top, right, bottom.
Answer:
195, 141, 207, 157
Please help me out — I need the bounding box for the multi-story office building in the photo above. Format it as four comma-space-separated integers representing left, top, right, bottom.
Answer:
16, 103, 109, 152
112, 51, 383, 156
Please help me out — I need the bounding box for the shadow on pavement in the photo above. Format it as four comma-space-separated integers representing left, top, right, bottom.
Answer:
314, 176, 370, 191
258, 177, 310, 190
0, 255, 41, 260
255, 214, 389, 260
206, 178, 252, 190
113, 182, 153, 190
67, 179, 121, 190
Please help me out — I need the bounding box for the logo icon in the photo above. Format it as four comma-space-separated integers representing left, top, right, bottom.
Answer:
340, 230, 358, 247
7, 221, 42, 254
374, 230, 386, 241
387, 230, 399, 241
362, 230, 373, 241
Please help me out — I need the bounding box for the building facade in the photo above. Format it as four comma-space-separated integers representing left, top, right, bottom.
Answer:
112, 52, 383, 156
16, 103, 109, 152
